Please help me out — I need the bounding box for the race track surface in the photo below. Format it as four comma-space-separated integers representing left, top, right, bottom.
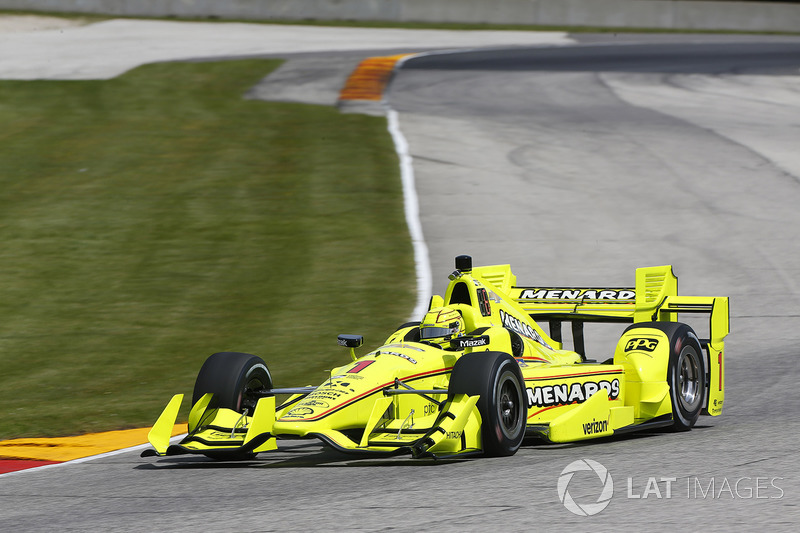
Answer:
1, 20, 800, 530
389, 39, 800, 527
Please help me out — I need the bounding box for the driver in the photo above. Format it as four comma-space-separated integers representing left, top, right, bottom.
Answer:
419, 306, 466, 348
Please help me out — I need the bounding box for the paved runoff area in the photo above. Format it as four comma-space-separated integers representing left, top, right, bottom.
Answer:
0, 15, 572, 80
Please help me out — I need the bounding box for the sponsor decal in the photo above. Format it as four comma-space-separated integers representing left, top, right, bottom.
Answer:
308, 389, 346, 400
520, 288, 635, 301
284, 407, 315, 418
383, 351, 418, 364
303, 399, 330, 409
582, 418, 610, 436
294, 379, 357, 406
710, 398, 724, 415
278, 367, 452, 422
452, 335, 489, 349
319, 380, 356, 392
320, 381, 347, 389
499, 309, 553, 350
624, 338, 659, 352
526, 379, 620, 408
445, 430, 463, 440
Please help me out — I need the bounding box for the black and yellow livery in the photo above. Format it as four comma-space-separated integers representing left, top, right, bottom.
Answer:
143, 256, 729, 460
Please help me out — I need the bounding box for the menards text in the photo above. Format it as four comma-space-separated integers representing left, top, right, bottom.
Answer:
526, 379, 620, 408
519, 289, 635, 301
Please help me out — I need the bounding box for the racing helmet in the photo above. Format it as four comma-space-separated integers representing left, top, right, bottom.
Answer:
419, 306, 465, 346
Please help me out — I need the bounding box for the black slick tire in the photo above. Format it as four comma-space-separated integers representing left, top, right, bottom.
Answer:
449, 351, 526, 456
192, 352, 272, 415
623, 322, 706, 431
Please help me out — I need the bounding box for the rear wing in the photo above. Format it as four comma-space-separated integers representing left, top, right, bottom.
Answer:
471, 264, 729, 357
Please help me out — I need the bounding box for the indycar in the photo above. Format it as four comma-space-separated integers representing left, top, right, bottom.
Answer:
143, 255, 729, 460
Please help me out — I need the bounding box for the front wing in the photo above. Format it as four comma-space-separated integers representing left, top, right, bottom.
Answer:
142, 392, 483, 460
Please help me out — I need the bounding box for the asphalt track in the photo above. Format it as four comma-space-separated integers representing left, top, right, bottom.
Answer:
2, 21, 800, 530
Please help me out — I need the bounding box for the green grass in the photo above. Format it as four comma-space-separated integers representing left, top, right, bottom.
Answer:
0, 59, 414, 439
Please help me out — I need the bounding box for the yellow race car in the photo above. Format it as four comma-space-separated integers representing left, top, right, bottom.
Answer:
143, 255, 729, 460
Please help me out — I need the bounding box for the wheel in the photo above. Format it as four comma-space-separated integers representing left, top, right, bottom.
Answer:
449, 351, 526, 456
623, 322, 706, 431
192, 352, 272, 461
667, 327, 706, 431
192, 352, 272, 414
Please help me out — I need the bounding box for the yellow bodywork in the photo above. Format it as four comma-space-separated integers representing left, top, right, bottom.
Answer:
547, 389, 634, 443
144, 261, 728, 460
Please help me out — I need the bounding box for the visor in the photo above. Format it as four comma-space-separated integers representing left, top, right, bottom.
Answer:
420, 326, 457, 339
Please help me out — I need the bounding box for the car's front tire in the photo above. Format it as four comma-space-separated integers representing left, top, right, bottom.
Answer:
191, 352, 272, 461
192, 351, 272, 414
449, 351, 526, 456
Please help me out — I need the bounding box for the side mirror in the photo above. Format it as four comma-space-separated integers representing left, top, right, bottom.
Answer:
338, 334, 363, 348
338, 334, 364, 361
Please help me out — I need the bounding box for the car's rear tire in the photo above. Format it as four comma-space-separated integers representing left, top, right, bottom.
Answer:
192, 352, 272, 414
449, 351, 526, 456
667, 329, 706, 431
623, 322, 706, 431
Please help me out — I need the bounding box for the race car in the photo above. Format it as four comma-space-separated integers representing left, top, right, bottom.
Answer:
142, 255, 729, 460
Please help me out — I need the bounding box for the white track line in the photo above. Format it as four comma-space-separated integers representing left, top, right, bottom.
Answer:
387, 52, 436, 322
386, 106, 432, 322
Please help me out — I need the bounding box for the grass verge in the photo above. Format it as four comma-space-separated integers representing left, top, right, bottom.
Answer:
0, 59, 414, 438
